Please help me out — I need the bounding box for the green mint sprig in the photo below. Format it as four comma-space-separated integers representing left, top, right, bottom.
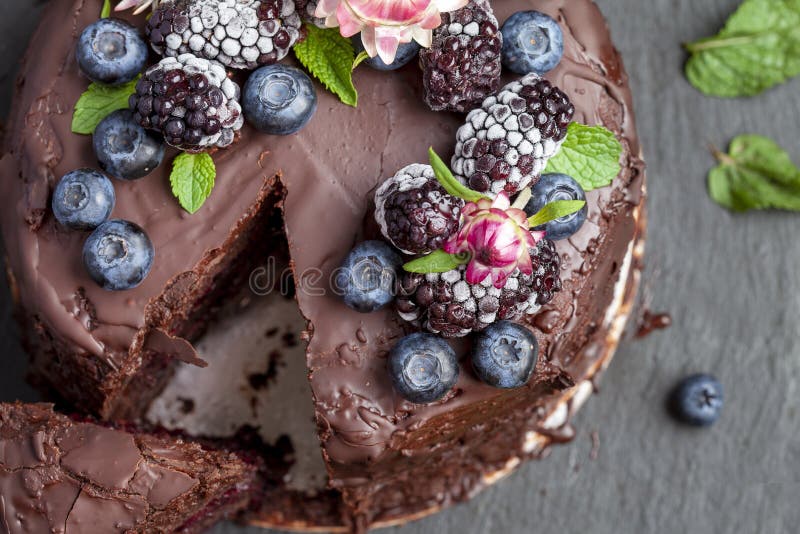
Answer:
170, 152, 216, 214
543, 123, 622, 191
294, 24, 361, 107
684, 0, 800, 97
101, 0, 112, 18
403, 250, 470, 274
708, 134, 800, 212
71, 77, 140, 134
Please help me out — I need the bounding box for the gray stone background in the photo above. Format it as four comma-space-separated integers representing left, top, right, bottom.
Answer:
1, 1, 798, 532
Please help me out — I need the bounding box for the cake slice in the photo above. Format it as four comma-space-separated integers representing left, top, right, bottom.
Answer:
0, 402, 255, 533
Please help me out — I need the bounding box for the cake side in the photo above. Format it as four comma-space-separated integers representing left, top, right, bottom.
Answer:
0, 0, 287, 418
278, 0, 646, 527
0, 402, 256, 533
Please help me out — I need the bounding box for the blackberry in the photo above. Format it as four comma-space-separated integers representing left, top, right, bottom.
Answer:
374, 164, 464, 255
129, 53, 244, 151
419, 0, 503, 113
451, 74, 575, 196
295, 0, 326, 27
146, 0, 301, 70
396, 240, 562, 337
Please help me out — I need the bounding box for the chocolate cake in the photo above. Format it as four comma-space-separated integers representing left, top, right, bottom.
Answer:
0, 0, 646, 531
0, 402, 255, 532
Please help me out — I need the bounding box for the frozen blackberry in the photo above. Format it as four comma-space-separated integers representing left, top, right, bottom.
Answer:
374, 164, 465, 255
295, 0, 326, 27
451, 74, 575, 196
129, 53, 243, 151
396, 240, 561, 337
146, 0, 302, 70
419, 0, 503, 113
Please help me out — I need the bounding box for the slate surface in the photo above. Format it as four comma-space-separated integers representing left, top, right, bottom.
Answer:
1, 1, 798, 533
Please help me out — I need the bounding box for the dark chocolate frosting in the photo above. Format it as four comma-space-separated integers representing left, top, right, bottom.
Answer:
0, 402, 251, 533
0, 0, 645, 527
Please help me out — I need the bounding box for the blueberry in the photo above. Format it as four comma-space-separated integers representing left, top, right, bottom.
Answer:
76, 18, 148, 86
352, 38, 421, 71
524, 173, 587, 241
336, 241, 401, 313
93, 110, 166, 180
472, 321, 538, 389
669, 374, 724, 427
83, 219, 154, 291
388, 333, 459, 403
501, 11, 564, 76
243, 65, 317, 135
52, 169, 115, 230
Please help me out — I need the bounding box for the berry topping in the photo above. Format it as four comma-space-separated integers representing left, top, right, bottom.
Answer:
669, 374, 724, 427
374, 164, 464, 255
396, 240, 561, 338
83, 220, 155, 291
420, 0, 503, 113
388, 333, 459, 404
471, 321, 538, 388
146, 0, 302, 70
501, 11, 564, 76
452, 74, 575, 195
129, 54, 244, 151
52, 169, 116, 231
93, 110, 166, 180
295, 0, 326, 28
524, 173, 588, 240
336, 241, 402, 313
352, 38, 421, 71
242, 65, 317, 135
76, 18, 148, 86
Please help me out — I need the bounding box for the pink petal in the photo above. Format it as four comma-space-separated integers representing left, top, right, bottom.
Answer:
530, 230, 546, 243
491, 267, 515, 289
347, 0, 432, 25
374, 28, 403, 64
465, 261, 491, 285
316, 0, 341, 18
115, 0, 142, 11
337, 3, 365, 36
416, 10, 442, 30
434, 0, 469, 13
516, 252, 534, 276
411, 26, 433, 48
359, 27, 378, 57
492, 192, 511, 210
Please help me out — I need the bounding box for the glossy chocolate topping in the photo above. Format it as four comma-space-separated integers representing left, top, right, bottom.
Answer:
0, 0, 645, 524
0, 403, 251, 533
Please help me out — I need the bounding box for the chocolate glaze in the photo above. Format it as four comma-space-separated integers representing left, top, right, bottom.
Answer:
0, 403, 254, 533
0, 0, 646, 529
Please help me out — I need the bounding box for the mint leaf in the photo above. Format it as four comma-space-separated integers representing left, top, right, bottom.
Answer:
544, 123, 622, 191
527, 200, 586, 228
294, 24, 358, 107
428, 147, 489, 203
71, 77, 139, 135
403, 250, 470, 274
101, 0, 112, 17
170, 152, 216, 214
708, 134, 800, 212
685, 0, 800, 97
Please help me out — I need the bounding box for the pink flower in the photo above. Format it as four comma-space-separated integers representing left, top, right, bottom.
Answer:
115, 0, 161, 14
316, 0, 468, 64
444, 193, 543, 288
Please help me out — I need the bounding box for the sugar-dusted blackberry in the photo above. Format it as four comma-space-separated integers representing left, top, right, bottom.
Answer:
452, 74, 575, 196
419, 0, 503, 113
374, 164, 465, 255
530, 238, 561, 305
129, 53, 243, 151
146, 0, 302, 70
396, 240, 561, 337
295, 0, 326, 27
